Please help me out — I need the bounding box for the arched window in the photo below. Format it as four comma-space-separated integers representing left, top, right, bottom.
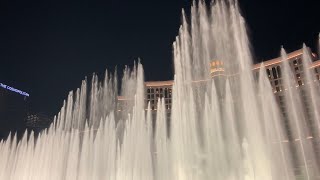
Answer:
276, 66, 281, 78
266, 69, 271, 78
272, 67, 277, 79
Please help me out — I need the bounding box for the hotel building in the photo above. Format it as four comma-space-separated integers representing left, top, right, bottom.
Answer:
253, 49, 319, 139
118, 48, 320, 136
143, 49, 319, 109
141, 49, 320, 174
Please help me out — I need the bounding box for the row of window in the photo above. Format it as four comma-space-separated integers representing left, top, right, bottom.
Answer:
147, 93, 171, 99
146, 87, 172, 110
272, 80, 304, 93
292, 59, 302, 66
266, 66, 282, 80
147, 87, 172, 94
261, 58, 304, 81
148, 104, 172, 110
147, 97, 172, 110
147, 87, 172, 99
147, 99, 172, 105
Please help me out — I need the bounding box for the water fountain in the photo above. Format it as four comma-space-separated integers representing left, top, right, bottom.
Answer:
0, 0, 320, 179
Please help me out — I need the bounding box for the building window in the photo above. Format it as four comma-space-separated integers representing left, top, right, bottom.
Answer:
295, 67, 299, 71
151, 89, 154, 93
266, 69, 271, 78
272, 67, 277, 79
147, 89, 151, 93
293, 60, 298, 65
276, 66, 281, 78
298, 80, 302, 86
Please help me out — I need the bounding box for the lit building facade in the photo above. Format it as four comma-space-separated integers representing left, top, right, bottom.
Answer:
253, 49, 319, 93
117, 49, 320, 140
138, 49, 320, 114
144, 81, 173, 133
145, 49, 319, 130
210, 60, 225, 77
253, 49, 319, 140
145, 81, 173, 111
252, 49, 320, 176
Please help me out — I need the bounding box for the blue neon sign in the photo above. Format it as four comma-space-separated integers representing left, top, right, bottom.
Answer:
0, 83, 29, 97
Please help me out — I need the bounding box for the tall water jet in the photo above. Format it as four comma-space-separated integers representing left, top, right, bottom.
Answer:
279, 46, 320, 179
168, 0, 296, 179
302, 44, 320, 135
281, 48, 310, 179
258, 64, 294, 180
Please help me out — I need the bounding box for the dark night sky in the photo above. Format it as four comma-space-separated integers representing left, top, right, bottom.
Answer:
0, 0, 319, 116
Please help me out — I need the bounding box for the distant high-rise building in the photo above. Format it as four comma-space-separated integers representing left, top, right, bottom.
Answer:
26, 113, 52, 133
0, 83, 29, 139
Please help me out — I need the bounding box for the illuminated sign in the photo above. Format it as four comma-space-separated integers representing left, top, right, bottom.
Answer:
0, 83, 29, 97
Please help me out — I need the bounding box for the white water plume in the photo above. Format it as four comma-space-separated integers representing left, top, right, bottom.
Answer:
0, 0, 320, 179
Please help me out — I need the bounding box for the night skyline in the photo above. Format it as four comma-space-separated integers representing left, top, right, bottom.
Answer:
1, 0, 319, 116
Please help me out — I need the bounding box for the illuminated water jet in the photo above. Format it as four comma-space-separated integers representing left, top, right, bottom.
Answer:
0, 0, 320, 179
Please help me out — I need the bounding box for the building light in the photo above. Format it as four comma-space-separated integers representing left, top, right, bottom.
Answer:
0, 82, 29, 97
